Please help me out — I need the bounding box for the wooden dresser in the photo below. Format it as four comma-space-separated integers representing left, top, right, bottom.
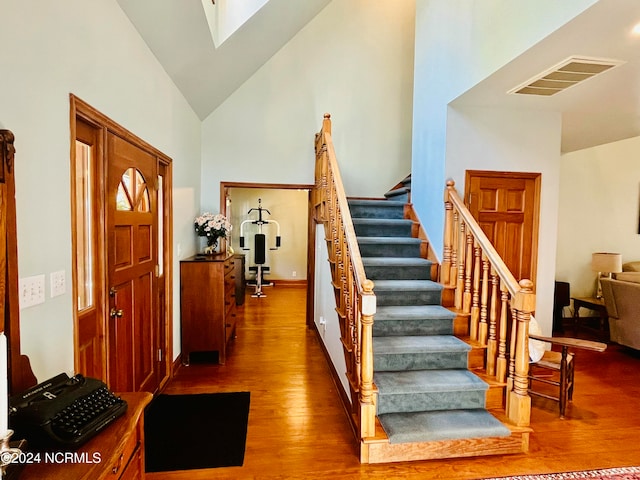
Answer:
20, 392, 152, 480
180, 254, 238, 365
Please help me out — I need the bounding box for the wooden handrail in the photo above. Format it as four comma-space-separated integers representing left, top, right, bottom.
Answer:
445, 180, 519, 297
313, 114, 376, 439
322, 130, 369, 296
443, 179, 535, 428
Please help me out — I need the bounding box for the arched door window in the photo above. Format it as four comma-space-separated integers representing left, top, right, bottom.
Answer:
116, 167, 150, 212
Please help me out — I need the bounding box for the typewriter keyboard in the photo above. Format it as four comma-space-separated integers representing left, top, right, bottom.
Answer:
50, 387, 126, 440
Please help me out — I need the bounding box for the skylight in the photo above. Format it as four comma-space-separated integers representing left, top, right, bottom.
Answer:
202, 0, 270, 48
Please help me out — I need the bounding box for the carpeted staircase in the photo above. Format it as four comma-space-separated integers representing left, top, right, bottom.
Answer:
349, 184, 510, 446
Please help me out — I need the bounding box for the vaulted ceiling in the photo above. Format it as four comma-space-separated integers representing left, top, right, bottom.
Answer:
116, 0, 331, 120
117, 0, 640, 153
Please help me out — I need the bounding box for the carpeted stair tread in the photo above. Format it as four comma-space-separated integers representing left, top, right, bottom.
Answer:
375, 305, 455, 321
373, 335, 470, 355
373, 305, 455, 336
352, 218, 413, 237
384, 186, 410, 200
373, 280, 444, 306
357, 237, 422, 258
348, 199, 406, 219
363, 257, 432, 268
374, 370, 489, 414
357, 236, 421, 245
373, 279, 442, 291
375, 369, 488, 394
378, 409, 511, 444
374, 335, 470, 371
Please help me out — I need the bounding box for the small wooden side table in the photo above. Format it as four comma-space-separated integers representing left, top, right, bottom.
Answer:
571, 297, 609, 341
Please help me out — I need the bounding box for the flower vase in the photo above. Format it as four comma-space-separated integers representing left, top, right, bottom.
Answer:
200, 236, 219, 255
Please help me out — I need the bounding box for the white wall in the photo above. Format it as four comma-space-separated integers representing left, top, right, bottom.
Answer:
228, 188, 308, 280
0, 0, 202, 381
200, 0, 416, 213
446, 106, 562, 333
314, 224, 350, 401
411, 0, 598, 334
557, 136, 640, 297
412, 0, 598, 257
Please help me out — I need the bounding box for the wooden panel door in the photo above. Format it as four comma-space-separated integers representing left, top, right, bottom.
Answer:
465, 171, 540, 284
107, 133, 158, 393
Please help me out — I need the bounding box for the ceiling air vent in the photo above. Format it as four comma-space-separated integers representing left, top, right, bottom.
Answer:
508, 56, 625, 96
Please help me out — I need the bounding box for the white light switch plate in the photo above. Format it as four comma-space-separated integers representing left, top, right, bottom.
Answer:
50, 270, 66, 297
19, 274, 46, 309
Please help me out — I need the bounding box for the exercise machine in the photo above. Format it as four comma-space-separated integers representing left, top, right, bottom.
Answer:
239, 199, 281, 297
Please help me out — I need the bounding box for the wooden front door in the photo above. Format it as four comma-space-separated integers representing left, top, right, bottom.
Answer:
107, 133, 158, 393
464, 171, 540, 284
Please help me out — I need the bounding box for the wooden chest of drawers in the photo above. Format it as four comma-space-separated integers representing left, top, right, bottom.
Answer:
180, 254, 238, 365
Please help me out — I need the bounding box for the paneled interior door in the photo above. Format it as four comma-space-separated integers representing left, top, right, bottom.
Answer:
464, 170, 540, 285
107, 133, 158, 393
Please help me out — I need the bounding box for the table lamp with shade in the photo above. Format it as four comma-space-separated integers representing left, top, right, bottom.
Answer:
591, 252, 622, 299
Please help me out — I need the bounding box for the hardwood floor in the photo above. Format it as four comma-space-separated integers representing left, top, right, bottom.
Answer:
148, 285, 640, 480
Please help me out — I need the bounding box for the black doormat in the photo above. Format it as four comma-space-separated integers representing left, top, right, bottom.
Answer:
144, 392, 250, 472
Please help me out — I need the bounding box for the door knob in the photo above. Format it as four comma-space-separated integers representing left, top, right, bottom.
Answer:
110, 308, 124, 318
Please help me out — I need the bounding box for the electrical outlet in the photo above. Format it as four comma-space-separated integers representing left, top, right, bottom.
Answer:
19, 274, 46, 309
50, 270, 66, 297
292, 271, 297, 278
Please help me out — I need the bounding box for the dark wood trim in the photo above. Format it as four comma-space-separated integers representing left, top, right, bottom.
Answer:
219, 181, 315, 327
1, 129, 37, 394
307, 194, 317, 329
70, 94, 173, 393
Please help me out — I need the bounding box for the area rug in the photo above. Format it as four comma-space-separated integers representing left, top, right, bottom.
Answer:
144, 391, 250, 472
484, 467, 640, 480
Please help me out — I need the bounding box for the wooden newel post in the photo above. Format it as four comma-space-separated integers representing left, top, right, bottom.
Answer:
442, 180, 455, 285
323, 113, 332, 135
359, 279, 376, 438
507, 279, 535, 427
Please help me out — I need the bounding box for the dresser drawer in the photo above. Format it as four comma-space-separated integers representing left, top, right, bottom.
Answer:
107, 426, 140, 478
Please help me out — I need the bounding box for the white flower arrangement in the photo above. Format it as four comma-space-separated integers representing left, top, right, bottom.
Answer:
194, 212, 232, 253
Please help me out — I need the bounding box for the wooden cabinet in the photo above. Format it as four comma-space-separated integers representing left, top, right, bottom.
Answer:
20, 392, 152, 480
180, 254, 238, 365
233, 253, 246, 306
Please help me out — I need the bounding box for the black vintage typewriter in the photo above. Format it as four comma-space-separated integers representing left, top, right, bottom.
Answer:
9, 373, 127, 449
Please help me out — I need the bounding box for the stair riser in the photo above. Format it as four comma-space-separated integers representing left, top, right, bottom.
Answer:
374, 352, 468, 371
365, 265, 431, 280
349, 204, 405, 219
373, 320, 453, 337
353, 222, 412, 237
377, 391, 486, 415
359, 243, 421, 258
376, 290, 442, 306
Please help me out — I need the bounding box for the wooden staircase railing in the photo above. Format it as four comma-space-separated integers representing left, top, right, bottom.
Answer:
442, 180, 534, 427
313, 114, 377, 439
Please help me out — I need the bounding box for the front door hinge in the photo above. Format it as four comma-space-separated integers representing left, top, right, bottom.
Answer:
157, 348, 163, 362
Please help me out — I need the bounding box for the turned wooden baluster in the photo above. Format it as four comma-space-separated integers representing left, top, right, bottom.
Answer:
450, 210, 459, 288
463, 232, 473, 314
455, 220, 466, 310
486, 269, 499, 376
496, 282, 509, 383
442, 180, 454, 285
478, 253, 489, 346
470, 243, 481, 340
